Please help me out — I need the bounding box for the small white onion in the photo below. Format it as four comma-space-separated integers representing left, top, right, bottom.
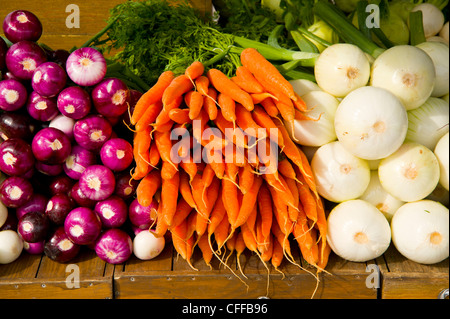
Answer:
378, 142, 440, 202
405, 97, 449, 150
370, 45, 436, 110
311, 141, 370, 203
327, 199, 391, 262
289, 79, 321, 97
133, 230, 165, 261
334, 86, 408, 160
314, 43, 371, 98
439, 21, 449, 43
391, 200, 449, 264
416, 41, 449, 97
434, 132, 449, 191
0, 230, 24, 264
0, 201, 8, 228
411, 3, 445, 38
359, 171, 405, 222
285, 90, 338, 147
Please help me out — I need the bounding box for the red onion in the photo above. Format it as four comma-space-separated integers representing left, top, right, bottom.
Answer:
0, 176, 33, 208
0, 79, 28, 112
79, 165, 116, 201
64, 207, 102, 245
57, 86, 91, 120
16, 193, 48, 219
100, 138, 133, 171
94, 195, 128, 228
129, 198, 157, 229
92, 78, 129, 117
66, 47, 106, 87
44, 226, 80, 262
73, 114, 112, 151
45, 192, 75, 225
63, 145, 97, 180
17, 211, 50, 243
114, 172, 138, 200
23, 240, 45, 255
2, 10, 43, 43
69, 181, 96, 208
49, 114, 75, 140
5, 40, 47, 80
48, 174, 74, 196
0, 138, 35, 176
0, 37, 7, 70
31, 127, 72, 164
94, 228, 132, 264
35, 161, 63, 176
26, 91, 59, 122
31, 61, 67, 98
0, 111, 37, 142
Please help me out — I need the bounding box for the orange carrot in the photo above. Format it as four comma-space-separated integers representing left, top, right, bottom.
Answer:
235, 103, 266, 139
250, 92, 276, 104
154, 209, 169, 238
245, 204, 258, 240
185, 90, 204, 120
171, 219, 188, 260
170, 197, 193, 229
135, 100, 163, 132
208, 194, 226, 236
161, 74, 194, 108
132, 127, 152, 180
161, 171, 180, 227
153, 130, 177, 171
180, 159, 198, 183
148, 141, 161, 168
203, 87, 218, 120
214, 111, 247, 150
161, 159, 179, 180
190, 174, 209, 220
257, 183, 273, 240
234, 65, 265, 94
207, 68, 254, 111
293, 91, 307, 112
217, 93, 236, 125
260, 97, 279, 117
197, 232, 213, 267
238, 163, 255, 195
295, 172, 318, 224
222, 177, 239, 225
195, 75, 209, 95
185, 61, 204, 82
232, 175, 263, 229
285, 177, 300, 222
136, 170, 161, 207
240, 48, 297, 102
251, 105, 284, 147
168, 108, 191, 124
131, 70, 174, 125
214, 211, 230, 253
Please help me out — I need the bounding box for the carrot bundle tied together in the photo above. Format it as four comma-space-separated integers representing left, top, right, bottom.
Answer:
129, 54, 328, 296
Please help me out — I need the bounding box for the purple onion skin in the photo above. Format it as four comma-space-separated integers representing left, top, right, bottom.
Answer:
63, 145, 97, 180
114, 172, 138, 200
35, 161, 63, 176
49, 49, 70, 70
73, 115, 112, 151
100, 138, 133, 171
0, 176, 33, 208
0, 138, 35, 176
5, 40, 47, 80
0, 37, 7, 70
64, 207, 102, 245
66, 47, 106, 87
0, 79, 28, 111
31, 62, 67, 98
128, 198, 156, 229
57, 86, 91, 119
0, 111, 37, 142
69, 181, 96, 208
48, 174, 74, 196
94, 228, 132, 264
23, 240, 45, 255
49, 114, 75, 140
44, 226, 80, 263
94, 195, 128, 228
31, 127, 72, 164
79, 165, 116, 201
26, 91, 59, 122
92, 78, 129, 117
2, 10, 43, 43
16, 193, 48, 219
45, 192, 75, 225
17, 211, 50, 243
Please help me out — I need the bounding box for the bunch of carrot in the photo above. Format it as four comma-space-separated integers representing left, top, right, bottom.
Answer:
129, 47, 330, 283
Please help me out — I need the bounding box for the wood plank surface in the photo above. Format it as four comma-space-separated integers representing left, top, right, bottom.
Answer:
0, 0, 212, 51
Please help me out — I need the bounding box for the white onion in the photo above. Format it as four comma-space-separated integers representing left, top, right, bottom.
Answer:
378, 142, 440, 202
439, 21, 449, 43
314, 43, 371, 98
289, 79, 321, 97
285, 90, 338, 147
411, 3, 445, 38
0, 201, 8, 228
0, 230, 23, 264
359, 171, 405, 222
334, 86, 408, 160
311, 141, 370, 202
327, 199, 391, 262
391, 200, 449, 264
443, 94, 449, 103
416, 41, 449, 97
133, 230, 165, 260
370, 45, 436, 110
405, 97, 449, 151
434, 132, 449, 191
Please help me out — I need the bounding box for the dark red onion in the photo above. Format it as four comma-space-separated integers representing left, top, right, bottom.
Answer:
63, 145, 97, 180
57, 86, 91, 119
78, 165, 116, 201
0, 78, 28, 111
0, 176, 33, 208
69, 181, 96, 208
17, 211, 50, 243
48, 174, 74, 195
0, 37, 7, 71
94, 195, 128, 228
92, 78, 129, 117
2, 10, 43, 43
26, 91, 59, 121
94, 228, 132, 264
114, 172, 138, 200
49, 49, 70, 70
5, 40, 47, 80
35, 160, 63, 176
128, 198, 156, 229
0, 138, 35, 176
64, 207, 102, 245
31, 61, 67, 98
31, 127, 71, 164
16, 193, 48, 219
100, 138, 133, 171
44, 226, 81, 262
0, 210, 18, 231
23, 240, 45, 255
45, 192, 75, 225
73, 114, 112, 151
0, 111, 37, 142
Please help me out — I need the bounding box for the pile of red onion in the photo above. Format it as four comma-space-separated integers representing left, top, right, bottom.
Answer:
0, 10, 157, 265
